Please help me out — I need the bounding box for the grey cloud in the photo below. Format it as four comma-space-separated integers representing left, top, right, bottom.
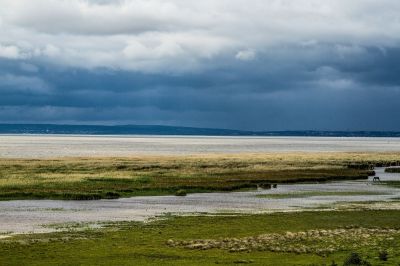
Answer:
0, 74, 51, 94
1, 0, 212, 35
19, 62, 39, 73
1, 1, 400, 72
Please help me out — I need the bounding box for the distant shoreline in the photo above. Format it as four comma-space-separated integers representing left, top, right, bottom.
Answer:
1, 134, 400, 140
0, 124, 399, 137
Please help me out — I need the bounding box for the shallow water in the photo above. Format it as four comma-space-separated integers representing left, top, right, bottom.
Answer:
0, 168, 399, 235
1, 135, 400, 157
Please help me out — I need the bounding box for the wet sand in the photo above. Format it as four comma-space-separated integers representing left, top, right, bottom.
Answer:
1, 168, 399, 235
1, 135, 400, 157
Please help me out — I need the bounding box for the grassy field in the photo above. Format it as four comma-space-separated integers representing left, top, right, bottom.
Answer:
1, 210, 400, 265
0, 152, 399, 200
382, 181, 400, 189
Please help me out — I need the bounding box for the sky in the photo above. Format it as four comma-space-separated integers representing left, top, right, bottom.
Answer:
0, 0, 400, 131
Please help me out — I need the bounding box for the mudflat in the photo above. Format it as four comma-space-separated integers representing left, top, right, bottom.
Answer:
1, 135, 400, 157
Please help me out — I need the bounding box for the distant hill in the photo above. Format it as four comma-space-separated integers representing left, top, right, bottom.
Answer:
0, 124, 399, 137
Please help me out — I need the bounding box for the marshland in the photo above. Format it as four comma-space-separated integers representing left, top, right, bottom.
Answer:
1, 136, 400, 265
3, 0, 400, 264
0, 152, 399, 200
1, 210, 400, 265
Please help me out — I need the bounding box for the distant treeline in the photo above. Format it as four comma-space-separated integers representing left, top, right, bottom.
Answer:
0, 124, 400, 137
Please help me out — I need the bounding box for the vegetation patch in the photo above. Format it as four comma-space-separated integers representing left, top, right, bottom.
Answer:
175, 189, 187, 196
0, 152, 399, 200
343, 252, 371, 266
380, 181, 400, 188
1, 210, 400, 265
167, 227, 400, 255
385, 167, 400, 173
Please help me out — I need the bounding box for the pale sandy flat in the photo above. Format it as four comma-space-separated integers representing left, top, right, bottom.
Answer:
1, 135, 400, 158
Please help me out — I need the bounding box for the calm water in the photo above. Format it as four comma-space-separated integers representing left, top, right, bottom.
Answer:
1, 135, 400, 157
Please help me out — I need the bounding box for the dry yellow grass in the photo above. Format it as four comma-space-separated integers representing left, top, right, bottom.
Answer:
0, 152, 398, 199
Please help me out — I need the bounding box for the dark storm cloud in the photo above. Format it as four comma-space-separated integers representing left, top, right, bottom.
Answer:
1, 43, 400, 130
331, 47, 400, 87
1, 1, 400, 130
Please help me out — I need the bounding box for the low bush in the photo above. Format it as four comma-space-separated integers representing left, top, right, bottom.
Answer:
343, 252, 371, 266
378, 250, 388, 261
104, 191, 121, 199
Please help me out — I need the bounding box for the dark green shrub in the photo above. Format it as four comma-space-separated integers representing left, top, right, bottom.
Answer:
343, 252, 371, 266
385, 167, 400, 173
104, 191, 120, 199
136, 176, 151, 184
378, 250, 388, 261
63, 193, 102, 200
259, 183, 271, 189
366, 170, 375, 176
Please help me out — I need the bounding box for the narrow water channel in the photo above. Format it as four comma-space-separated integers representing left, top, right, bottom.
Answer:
0, 168, 399, 235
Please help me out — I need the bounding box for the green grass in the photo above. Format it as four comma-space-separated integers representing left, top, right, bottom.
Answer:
2, 152, 398, 200
380, 181, 400, 188
1, 210, 400, 265
256, 191, 388, 199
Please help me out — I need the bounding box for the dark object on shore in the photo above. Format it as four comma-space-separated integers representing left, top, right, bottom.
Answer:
346, 163, 374, 170
373, 176, 381, 182
375, 161, 400, 167
175, 189, 187, 196
272, 184, 278, 188
343, 252, 371, 266
258, 183, 272, 189
104, 191, 121, 199
378, 250, 388, 261
367, 170, 375, 176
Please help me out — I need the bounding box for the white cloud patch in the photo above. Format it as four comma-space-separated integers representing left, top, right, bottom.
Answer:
235, 49, 256, 61
0, 44, 22, 59
43, 44, 61, 57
